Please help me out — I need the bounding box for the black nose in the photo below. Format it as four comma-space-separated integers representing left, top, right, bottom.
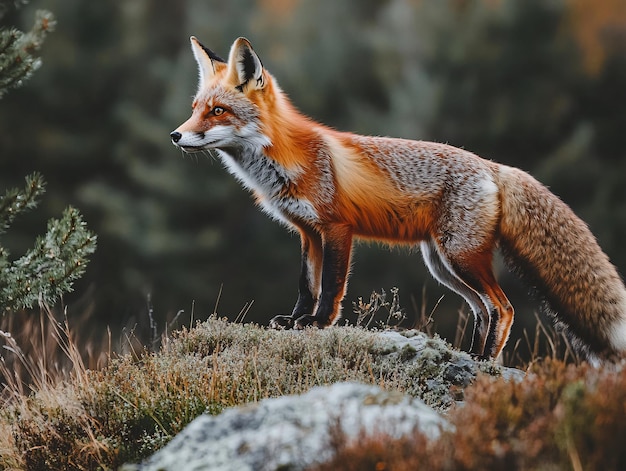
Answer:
170, 131, 182, 143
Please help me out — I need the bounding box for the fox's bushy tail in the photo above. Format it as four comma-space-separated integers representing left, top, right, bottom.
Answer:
498, 166, 626, 360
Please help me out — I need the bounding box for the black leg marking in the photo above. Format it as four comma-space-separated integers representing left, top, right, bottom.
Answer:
270, 228, 322, 330
481, 308, 500, 358
295, 226, 352, 329
292, 242, 318, 317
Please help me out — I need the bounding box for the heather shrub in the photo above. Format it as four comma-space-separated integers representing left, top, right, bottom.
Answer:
315, 359, 626, 471
554, 364, 626, 470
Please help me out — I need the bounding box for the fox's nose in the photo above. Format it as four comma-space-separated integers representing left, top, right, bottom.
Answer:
170, 131, 182, 143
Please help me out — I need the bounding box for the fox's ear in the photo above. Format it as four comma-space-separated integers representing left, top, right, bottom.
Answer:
190, 36, 225, 90
226, 37, 265, 92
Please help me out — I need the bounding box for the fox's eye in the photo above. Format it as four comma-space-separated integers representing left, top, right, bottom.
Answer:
213, 106, 225, 116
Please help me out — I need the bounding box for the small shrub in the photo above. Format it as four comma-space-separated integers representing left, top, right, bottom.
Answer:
352, 287, 406, 329
440, 359, 579, 470
315, 359, 626, 471
315, 428, 439, 471
554, 365, 626, 470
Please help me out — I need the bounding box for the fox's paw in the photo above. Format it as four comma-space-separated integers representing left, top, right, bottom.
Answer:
293, 314, 324, 330
269, 315, 294, 330
469, 351, 494, 362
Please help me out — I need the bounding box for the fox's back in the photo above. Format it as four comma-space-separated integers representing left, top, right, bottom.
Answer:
324, 133, 500, 243
341, 134, 497, 195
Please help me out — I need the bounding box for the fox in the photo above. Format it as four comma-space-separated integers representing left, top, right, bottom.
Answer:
171, 36, 626, 362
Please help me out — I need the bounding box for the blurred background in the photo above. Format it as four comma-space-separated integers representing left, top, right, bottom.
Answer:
2, 0, 626, 357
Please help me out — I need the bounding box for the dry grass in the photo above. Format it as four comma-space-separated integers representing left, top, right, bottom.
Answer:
0, 307, 110, 398
0, 304, 500, 470
353, 287, 582, 368
0, 290, 609, 471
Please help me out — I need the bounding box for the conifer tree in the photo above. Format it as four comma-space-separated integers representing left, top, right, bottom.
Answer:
0, 1, 96, 312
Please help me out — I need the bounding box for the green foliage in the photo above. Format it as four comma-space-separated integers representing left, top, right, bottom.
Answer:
0, 171, 43, 236
0, 1, 55, 98
0, 173, 97, 312
0, 2, 95, 313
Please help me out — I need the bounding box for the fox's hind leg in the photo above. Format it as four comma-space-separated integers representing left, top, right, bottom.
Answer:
435, 242, 514, 358
421, 239, 490, 355
428, 174, 513, 358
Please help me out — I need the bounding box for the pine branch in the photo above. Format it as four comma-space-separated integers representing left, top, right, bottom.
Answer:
0, 4, 92, 313
0, 172, 46, 236
0, 7, 55, 98
0, 28, 19, 56
0, 206, 97, 311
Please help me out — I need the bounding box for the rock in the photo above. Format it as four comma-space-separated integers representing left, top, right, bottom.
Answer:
123, 382, 450, 471
371, 330, 525, 406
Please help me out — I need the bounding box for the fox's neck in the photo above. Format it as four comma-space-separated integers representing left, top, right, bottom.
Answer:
216, 142, 295, 199
215, 85, 338, 213
258, 86, 329, 171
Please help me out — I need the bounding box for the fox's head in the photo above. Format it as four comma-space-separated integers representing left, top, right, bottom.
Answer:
170, 37, 272, 153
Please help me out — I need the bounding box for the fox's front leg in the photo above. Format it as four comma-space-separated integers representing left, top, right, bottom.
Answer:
269, 227, 323, 329
294, 224, 353, 329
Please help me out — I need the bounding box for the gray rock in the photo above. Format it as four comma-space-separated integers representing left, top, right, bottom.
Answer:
372, 330, 525, 406
124, 382, 450, 471
378, 330, 524, 376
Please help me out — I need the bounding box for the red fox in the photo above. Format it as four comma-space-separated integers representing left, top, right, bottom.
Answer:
171, 36, 626, 362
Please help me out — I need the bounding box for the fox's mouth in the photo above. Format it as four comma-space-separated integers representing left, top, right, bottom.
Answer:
170, 131, 216, 152
175, 144, 205, 153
